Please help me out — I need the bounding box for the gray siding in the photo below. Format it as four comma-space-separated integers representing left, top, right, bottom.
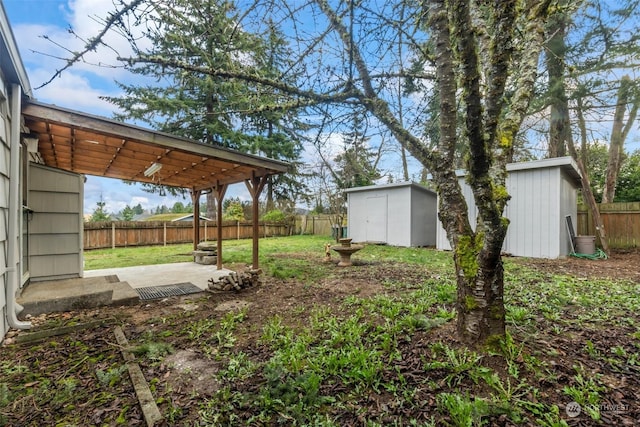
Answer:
436, 177, 476, 251
435, 158, 580, 258
2, 1, 35, 341
0, 75, 9, 341
503, 167, 561, 258
346, 182, 437, 247
0, 73, 10, 338
28, 163, 84, 281
410, 186, 437, 246
559, 169, 578, 257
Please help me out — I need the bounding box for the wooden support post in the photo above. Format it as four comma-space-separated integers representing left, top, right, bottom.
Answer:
245, 173, 268, 270
214, 183, 228, 270
191, 190, 201, 251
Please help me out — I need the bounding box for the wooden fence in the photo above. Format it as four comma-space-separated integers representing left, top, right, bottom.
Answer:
577, 202, 640, 249
84, 220, 293, 250
294, 215, 343, 237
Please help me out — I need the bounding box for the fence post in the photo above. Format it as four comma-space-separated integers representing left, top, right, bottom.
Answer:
163, 222, 167, 246
237, 220, 240, 240
111, 222, 115, 249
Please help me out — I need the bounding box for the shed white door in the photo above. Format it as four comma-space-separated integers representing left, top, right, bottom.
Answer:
365, 195, 388, 243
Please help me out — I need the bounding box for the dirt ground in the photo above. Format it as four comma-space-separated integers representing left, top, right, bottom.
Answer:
2, 249, 639, 426
515, 249, 640, 283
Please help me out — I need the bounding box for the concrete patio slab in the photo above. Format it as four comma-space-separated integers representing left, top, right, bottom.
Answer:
84, 262, 233, 290
17, 262, 233, 316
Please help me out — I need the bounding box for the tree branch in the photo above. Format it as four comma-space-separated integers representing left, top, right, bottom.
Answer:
35, 0, 146, 89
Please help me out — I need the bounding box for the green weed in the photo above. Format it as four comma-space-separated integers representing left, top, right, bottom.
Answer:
130, 342, 174, 361
96, 365, 128, 387
425, 343, 486, 387
437, 393, 490, 427
218, 352, 258, 381
562, 366, 606, 421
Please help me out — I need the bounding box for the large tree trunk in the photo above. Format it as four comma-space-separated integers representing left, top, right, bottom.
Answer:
429, 0, 513, 347
602, 76, 635, 203
546, 14, 569, 158
455, 247, 506, 344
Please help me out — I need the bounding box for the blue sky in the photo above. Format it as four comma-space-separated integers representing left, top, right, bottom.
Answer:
4, 0, 637, 215
3, 0, 252, 216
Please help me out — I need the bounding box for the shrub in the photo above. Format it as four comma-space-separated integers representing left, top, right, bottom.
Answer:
261, 209, 286, 222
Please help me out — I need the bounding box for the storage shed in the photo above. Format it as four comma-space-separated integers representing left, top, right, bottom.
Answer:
345, 182, 438, 247
436, 157, 582, 259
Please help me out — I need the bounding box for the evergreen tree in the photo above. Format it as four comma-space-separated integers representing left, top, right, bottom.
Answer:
89, 196, 110, 222
103, 0, 308, 209
120, 205, 136, 221
241, 21, 311, 211
616, 151, 640, 202
333, 111, 382, 189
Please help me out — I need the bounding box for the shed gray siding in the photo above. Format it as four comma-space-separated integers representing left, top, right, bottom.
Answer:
410, 186, 438, 247
28, 163, 84, 281
436, 157, 580, 258
346, 182, 437, 247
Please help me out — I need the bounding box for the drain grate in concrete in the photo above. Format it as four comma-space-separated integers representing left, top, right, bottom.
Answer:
136, 283, 203, 300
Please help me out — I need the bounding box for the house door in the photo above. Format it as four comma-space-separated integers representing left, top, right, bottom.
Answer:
365, 195, 387, 243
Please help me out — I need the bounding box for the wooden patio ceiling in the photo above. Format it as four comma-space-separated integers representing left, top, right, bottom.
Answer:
21, 100, 289, 192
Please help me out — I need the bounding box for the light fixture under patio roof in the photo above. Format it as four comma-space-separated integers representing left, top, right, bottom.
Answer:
143, 162, 162, 177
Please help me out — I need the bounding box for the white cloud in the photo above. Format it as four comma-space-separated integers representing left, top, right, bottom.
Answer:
12, 1, 145, 114
27, 68, 119, 115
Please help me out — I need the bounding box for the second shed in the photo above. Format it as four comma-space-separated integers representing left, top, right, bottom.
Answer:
345, 182, 438, 247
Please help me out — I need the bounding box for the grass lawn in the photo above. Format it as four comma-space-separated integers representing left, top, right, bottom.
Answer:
3, 235, 639, 426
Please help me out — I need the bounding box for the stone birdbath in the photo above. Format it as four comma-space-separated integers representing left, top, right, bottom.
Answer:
331, 238, 364, 267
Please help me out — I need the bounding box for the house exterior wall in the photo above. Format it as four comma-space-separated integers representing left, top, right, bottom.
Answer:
436, 157, 580, 259
0, 72, 10, 339
2, 0, 35, 341
28, 163, 84, 281
346, 182, 437, 247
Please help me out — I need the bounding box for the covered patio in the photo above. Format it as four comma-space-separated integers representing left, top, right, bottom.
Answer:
22, 100, 289, 273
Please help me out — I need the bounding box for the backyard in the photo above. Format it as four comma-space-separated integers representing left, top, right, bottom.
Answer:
1, 235, 639, 426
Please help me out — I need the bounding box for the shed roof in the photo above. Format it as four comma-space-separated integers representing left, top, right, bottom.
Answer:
450, 157, 582, 186
344, 181, 436, 195
22, 100, 290, 192
506, 157, 582, 185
